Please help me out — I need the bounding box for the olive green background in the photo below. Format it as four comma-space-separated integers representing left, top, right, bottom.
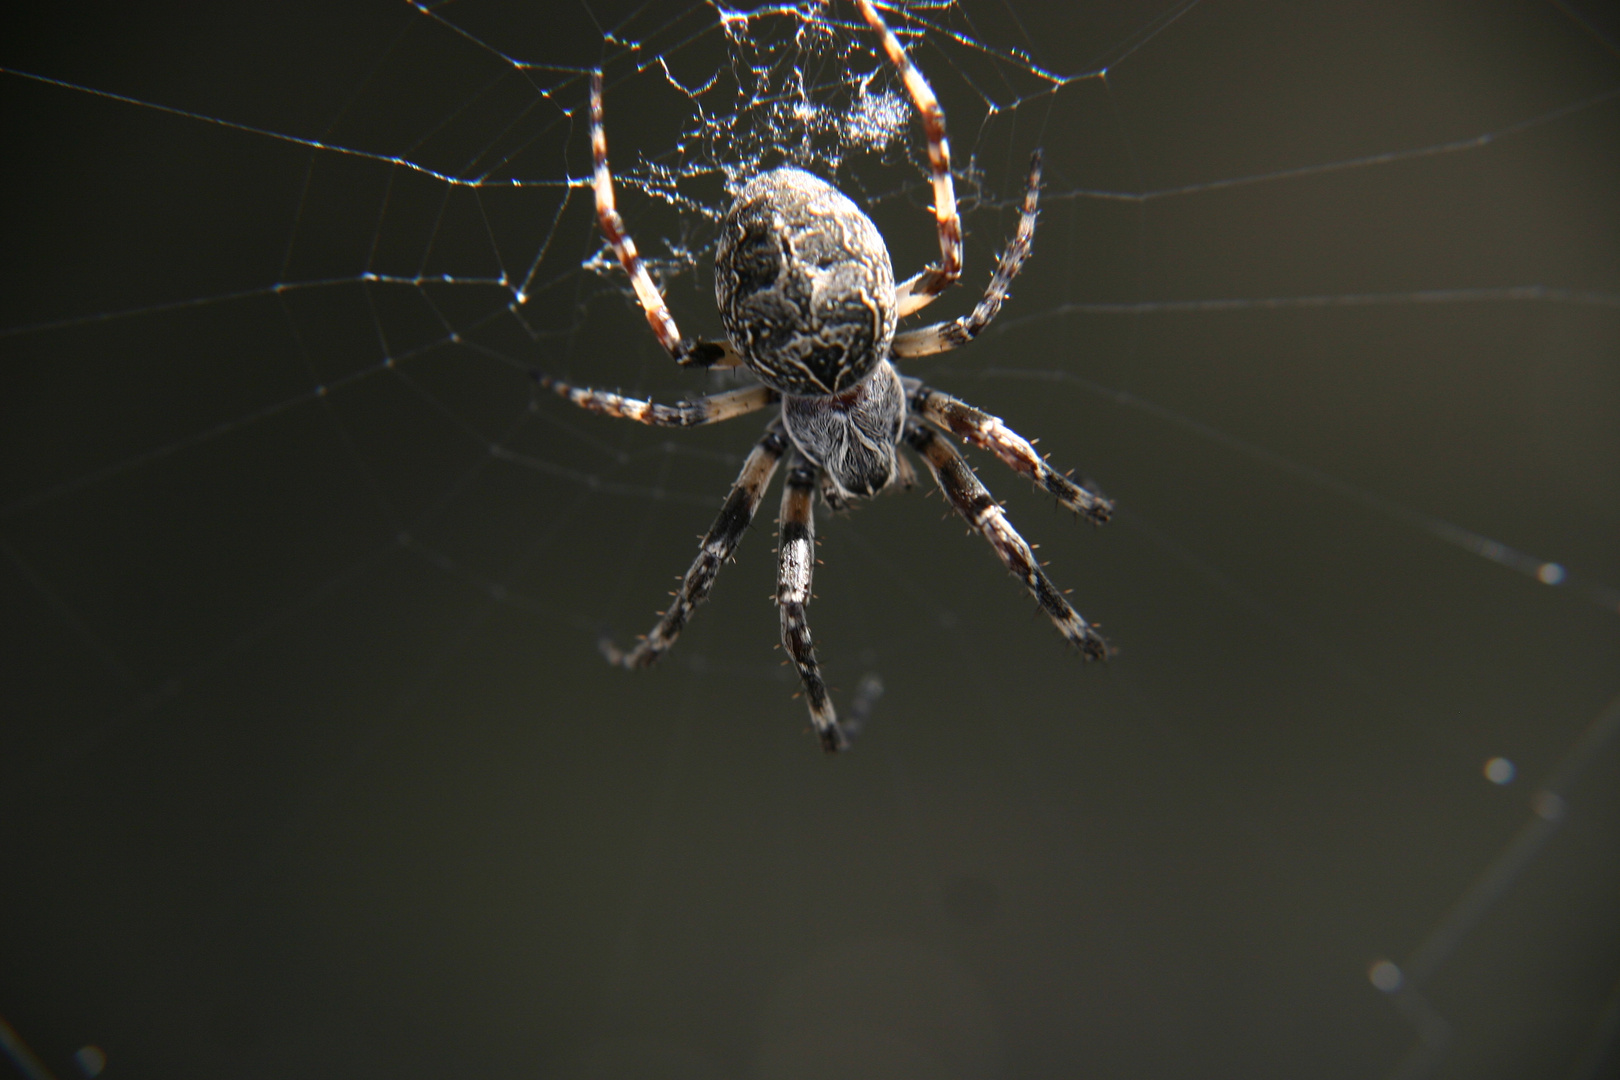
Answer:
2, 1, 1617, 1077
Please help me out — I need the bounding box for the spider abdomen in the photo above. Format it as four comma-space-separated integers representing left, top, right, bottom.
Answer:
715, 167, 896, 396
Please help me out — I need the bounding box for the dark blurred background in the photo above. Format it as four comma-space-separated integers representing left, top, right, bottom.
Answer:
2, 1, 1617, 1077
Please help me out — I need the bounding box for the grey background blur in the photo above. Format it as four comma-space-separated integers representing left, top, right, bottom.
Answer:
2, 1, 1617, 1077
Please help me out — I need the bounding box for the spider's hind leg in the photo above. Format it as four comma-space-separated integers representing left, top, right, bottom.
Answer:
858, 0, 962, 317
589, 71, 740, 370
892, 149, 1043, 358
778, 455, 848, 753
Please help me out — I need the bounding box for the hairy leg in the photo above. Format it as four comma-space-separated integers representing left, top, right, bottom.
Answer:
538, 375, 777, 427
777, 455, 847, 752
905, 422, 1107, 659
602, 424, 788, 668
590, 71, 739, 369
857, 0, 962, 317
908, 381, 1112, 523
892, 151, 1042, 357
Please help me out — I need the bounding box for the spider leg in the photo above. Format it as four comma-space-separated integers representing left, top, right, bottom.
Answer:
892, 150, 1041, 358
907, 381, 1113, 523
857, 0, 962, 318
602, 424, 789, 668
777, 454, 848, 752
538, 376, 778, 427
590, 71, 741, 370
905, 421, 1107, 659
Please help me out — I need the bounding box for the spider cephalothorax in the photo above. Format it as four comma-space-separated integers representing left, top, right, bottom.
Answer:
542, 0, 1114, 753
780, 361, 906, 501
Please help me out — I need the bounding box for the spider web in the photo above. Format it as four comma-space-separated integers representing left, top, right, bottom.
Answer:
2, 1, 1618, 1077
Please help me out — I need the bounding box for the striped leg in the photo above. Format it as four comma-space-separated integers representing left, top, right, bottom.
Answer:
893, 151, 1042, 358
909, 382, 1113, 523
590, 71, 739, 369
778, 455, 848, 752
602, 425, 789, 668
905, 422, 1107, 659
857, 0, 962, 318
539, 375, 778, 428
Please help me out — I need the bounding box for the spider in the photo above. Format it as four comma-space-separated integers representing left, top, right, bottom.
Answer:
542, 0, 1113, 752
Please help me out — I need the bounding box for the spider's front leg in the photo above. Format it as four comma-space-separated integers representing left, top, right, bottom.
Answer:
907, 382, 1112, 523
777, 454, 847, 753
905, 422, 1107, 660
602, 424, 788, 668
